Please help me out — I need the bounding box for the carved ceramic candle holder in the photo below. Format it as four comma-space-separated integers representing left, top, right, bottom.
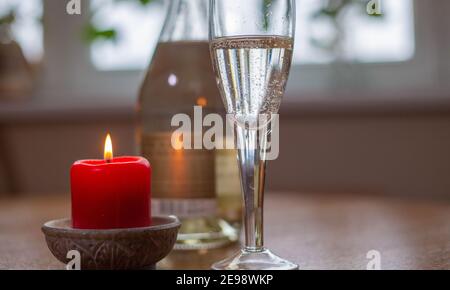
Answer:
42, 216, 180, 270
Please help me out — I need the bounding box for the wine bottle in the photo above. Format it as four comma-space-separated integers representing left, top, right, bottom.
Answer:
138, 0, 240, 250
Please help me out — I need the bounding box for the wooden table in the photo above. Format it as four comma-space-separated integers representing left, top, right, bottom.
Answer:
0, 192, 449, 270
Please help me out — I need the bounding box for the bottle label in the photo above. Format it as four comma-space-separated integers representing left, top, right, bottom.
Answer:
215, 148, 241, 197
142, 133, 216, 217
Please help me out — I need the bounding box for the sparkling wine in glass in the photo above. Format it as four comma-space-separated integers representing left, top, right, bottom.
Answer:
209, 0, 298, 270
211, 36, 293, 129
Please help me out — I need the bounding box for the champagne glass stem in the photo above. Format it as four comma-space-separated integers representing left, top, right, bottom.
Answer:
235, 124, 268, 252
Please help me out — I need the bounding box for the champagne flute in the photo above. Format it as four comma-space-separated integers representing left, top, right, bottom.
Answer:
209, 0, 297, 270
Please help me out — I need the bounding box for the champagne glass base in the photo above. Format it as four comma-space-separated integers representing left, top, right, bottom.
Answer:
211, 248, 298, 270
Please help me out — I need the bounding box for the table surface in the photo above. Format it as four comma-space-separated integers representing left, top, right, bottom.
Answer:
0, 192, 449, 270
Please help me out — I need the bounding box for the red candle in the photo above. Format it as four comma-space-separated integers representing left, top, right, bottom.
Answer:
71, 134, 151, 229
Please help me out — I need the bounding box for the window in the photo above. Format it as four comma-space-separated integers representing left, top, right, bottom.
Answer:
0, 0, 43, 63
88, 0, 415, 71
89, 0, 165, 71
295, 0, 415, 64
13, 1, 448, 106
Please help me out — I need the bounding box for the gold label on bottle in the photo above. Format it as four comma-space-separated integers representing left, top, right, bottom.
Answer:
215, 149, 241, 196
142, 133, 217, 217
215, 148, 243, 223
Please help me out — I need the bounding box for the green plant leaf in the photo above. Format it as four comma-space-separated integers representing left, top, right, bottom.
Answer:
0, 10, 16, 26
83, 24, 118, 44
113, 0, 155, 6
262, 0, 272, 31
138, 0, 154, 5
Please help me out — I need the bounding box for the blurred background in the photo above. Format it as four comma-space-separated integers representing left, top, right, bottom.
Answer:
0, 0, 449, 199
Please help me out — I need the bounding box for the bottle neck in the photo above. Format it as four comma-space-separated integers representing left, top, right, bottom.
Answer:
160, 0, 209, 42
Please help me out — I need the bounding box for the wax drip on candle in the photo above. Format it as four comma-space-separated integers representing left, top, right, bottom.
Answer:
104, 134, 113, 162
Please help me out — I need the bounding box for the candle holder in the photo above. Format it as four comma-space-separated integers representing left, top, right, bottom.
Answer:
42, 216, 180, 270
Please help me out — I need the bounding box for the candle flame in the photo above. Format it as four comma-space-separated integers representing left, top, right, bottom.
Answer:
104, 134, 113, 161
